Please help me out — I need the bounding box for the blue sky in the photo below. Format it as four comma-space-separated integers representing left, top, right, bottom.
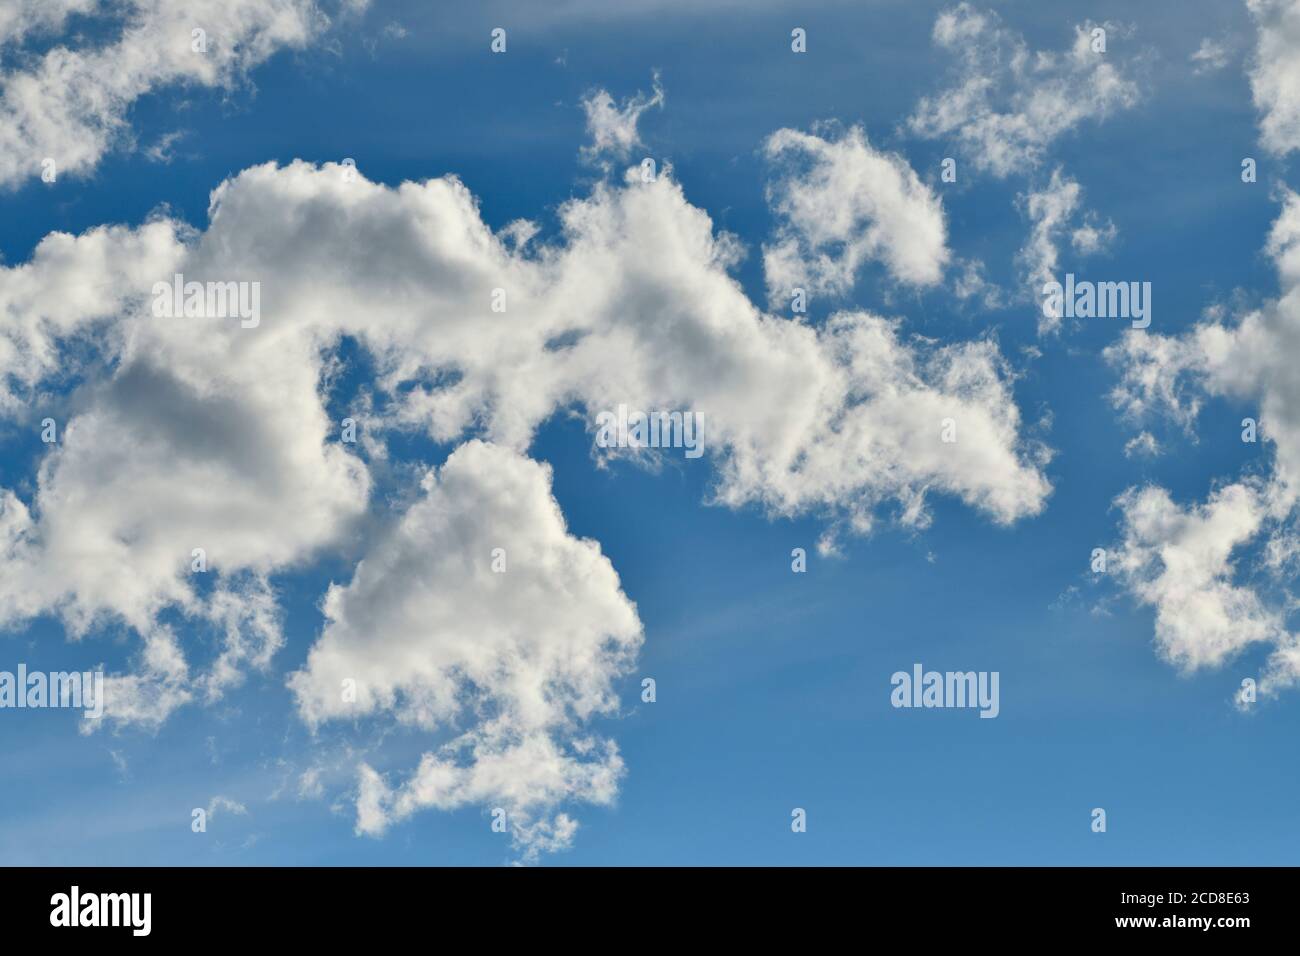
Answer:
1, 0, 1299, 865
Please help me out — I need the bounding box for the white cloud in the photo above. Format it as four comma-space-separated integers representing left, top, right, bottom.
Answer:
1105, 187, 1300, 700
581, 72, 663, 160
0, 329, 370, 635
0, 156, 1051, 846
1123, 431, 1161, 458
1108, 189, 1300, 493
1105, 326, 1208, 430
0, 0, 97, 47
1019, 171, 1081, 299
1191, 37, 1231, 74
89, 627, 192, 731
290, 440, 641, 730
1017, 168, 1117, 334
2, 160, 1053, 600
297, 767, 326, 800
761, 125, 949, 298
291, 441, 640, 857
1248, 0, 1300, 155
1111, 482, 1283, 672
144, 130, 188, 164
1072, 219, 1118, 256
0, 0, 338, 187
0, 219, 182, 411
205, 795, 249, 822
952, 257, 1004, 310
0, 184, 372, 727
909, 4, 1143, 178
171, 159, 1045, 530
